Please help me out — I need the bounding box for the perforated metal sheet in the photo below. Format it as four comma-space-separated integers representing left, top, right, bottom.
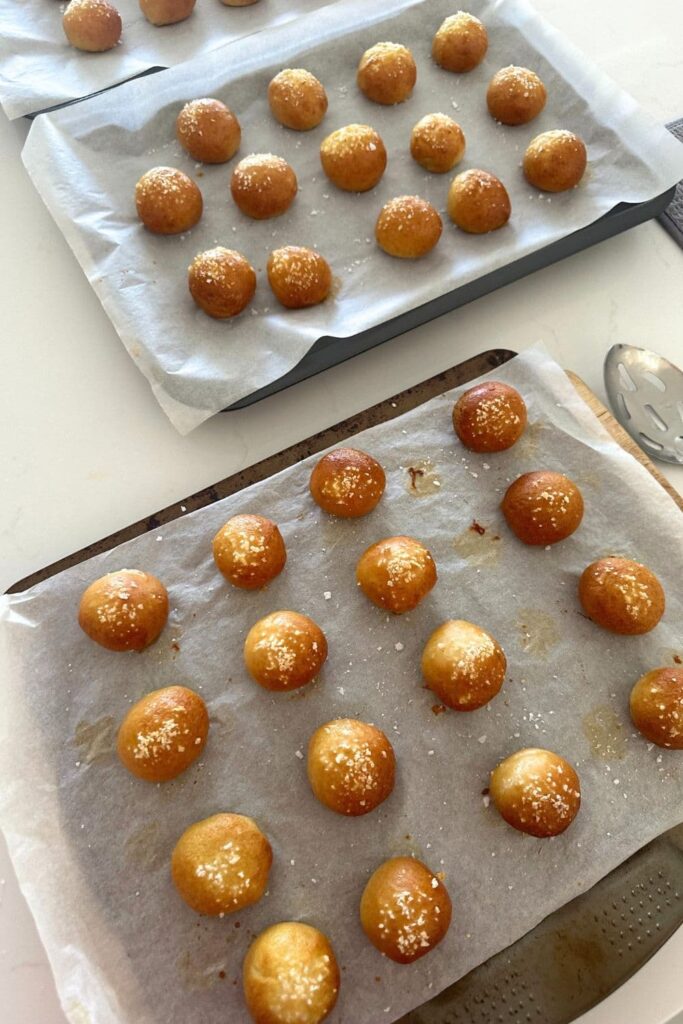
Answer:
401, 826, 683, 1024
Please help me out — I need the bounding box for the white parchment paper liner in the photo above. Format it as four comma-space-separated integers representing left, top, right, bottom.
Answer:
21, 0, 683, 433
0, 0, 333, 119
1, 347, 682, 1024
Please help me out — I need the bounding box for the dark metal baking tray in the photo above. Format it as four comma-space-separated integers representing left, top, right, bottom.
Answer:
7, 348, 683, 1024
226, 186, 676, 410
24, 67, 165, 121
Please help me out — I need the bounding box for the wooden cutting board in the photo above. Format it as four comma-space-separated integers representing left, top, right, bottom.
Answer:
567, 370, 683, 512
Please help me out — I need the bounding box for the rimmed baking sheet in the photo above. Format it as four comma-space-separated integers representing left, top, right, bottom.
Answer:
22, 0, 683, 432
0, 0, 334, 119
1, 347, 681, 1024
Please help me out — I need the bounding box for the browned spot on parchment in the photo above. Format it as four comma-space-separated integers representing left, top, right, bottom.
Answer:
516, 608, 561, 658
124, 822, 165, 871
72, 716, 116, 763
405, 458, 441, 496
177, 950, 227, 992
387, 834, 426, 861
453, 524, 501, 567
582, 705, 627, 761
431, 704, 447, 717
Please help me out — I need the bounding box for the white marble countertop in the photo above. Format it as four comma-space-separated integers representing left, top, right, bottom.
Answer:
1, 0, 682, 1021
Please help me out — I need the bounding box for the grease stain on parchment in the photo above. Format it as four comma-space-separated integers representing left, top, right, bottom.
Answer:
72, 716, 116, 763
209, 705, 233, 731
178, 950, 227, 992
516, 608, 561, 658
330, 274, 343, 298
582, 705, 627, 761
405, 459, 442, 496
574, 469, 603, 491
64, 1002, 92, 1024
515, 420, 546, 458
453, 522, 501, 567
124, 822, 165, 871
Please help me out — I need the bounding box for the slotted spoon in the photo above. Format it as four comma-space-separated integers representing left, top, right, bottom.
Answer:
604, 344, 683, 464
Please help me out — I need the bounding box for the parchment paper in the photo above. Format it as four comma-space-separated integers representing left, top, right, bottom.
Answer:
21, 0, 683, 434
0, 0, 333, 119
1, 347, 682, 1024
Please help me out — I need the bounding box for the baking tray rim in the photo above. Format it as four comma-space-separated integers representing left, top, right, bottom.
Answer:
224, 186, 676, 411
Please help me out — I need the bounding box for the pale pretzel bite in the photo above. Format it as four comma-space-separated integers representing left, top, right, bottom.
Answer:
139, 0, 195, 26
243, 922, 340, 1024
188, 247, 256, 319
231, 154, 298, 220
579, 556, 665, 635
307, 719, 396, 815
523, 130, 587, 192
630, 668, 683, 749
320, 124, 387, 192
375, 196, 443, 259
410, 113, 466, 173
502, 471, 584, 545
422, 619, 506, 711
268, 69, 328, 131
452, 381, 527, 451
432, 12, 488, 73
267, 246, 332, 309
171, 813, 272, 915
309, 447, 385, 518
176, 98, 241, 163
360, 857, 453, 963
490, 748, 581, 837
212, 514, 286, 589
117, 685, 208, 781
486, 66, 547, 125
356, 535, 437, 614
135, 167, 202, 235
63, 0, 121, 52
357, 42, 417, 105
78, 569, 169, 651
244, 610, 328, 691
448, 169, 511, 233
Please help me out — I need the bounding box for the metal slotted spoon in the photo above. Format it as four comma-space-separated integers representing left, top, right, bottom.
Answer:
604, 344, 683, 464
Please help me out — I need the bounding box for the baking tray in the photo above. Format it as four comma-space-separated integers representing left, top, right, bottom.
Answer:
225, 187, 676, 410
23, 0, 683, 431
24, 67, 165, 121
0, 0, 334, 120
8, 348, 683, 1024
